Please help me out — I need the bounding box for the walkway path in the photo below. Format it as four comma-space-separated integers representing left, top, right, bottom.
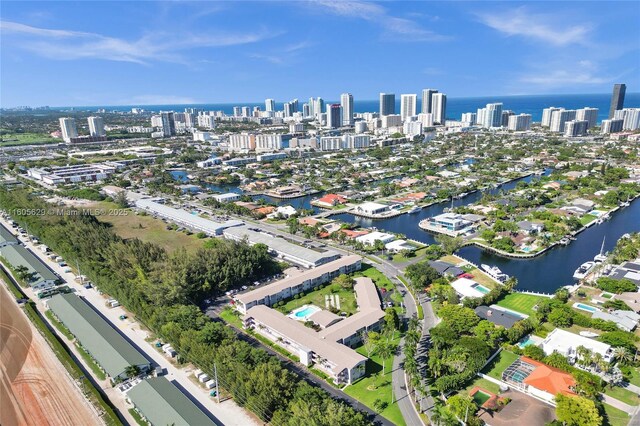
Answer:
626, 383, 640, 395
602, 394, 637, 415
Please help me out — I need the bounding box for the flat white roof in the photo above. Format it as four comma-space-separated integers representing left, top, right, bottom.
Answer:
542, 328, 612, 357
451, 277, 485, 298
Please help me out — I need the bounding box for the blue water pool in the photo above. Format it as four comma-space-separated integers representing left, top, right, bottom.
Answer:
574, 303, 598, 313
291, 305, 321, 320
473, 284, 490, 294
518, 337, 536, 349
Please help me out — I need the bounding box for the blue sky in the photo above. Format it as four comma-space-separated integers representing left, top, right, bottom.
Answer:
1, 1, 639, 107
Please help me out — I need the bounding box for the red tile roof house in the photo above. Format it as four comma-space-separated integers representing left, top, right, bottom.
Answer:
502, 356, 576, 403
340, 229, 370, 239
313, 194, 348, 208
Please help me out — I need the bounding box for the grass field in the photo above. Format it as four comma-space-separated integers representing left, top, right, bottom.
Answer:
45, 310, 75, 341
219, 307, 242, 328
604, 386, 640, 407
278, 281, 358, 315
580, 214, 598, 226
627, 368, 640, 388
461, 376, 501, 396
467, 268, 500, 289
90, 202, 204, 253
0, 132, 58, 146
128, 408, 147, 426
603, 403, 630, 426
496, 293, 546, 316
353, 264, 394, 291
345, 332, 405, 426
481, 350, 519, 380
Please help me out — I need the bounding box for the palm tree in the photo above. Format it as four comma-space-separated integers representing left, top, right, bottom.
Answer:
613, 347, 632, 365
124, 365, 141, 378
377, 342, 394, 375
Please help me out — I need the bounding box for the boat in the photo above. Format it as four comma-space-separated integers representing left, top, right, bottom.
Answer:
407, 205, 422, 214
573, 261, 595, 280
594, 237, 607, 263
534, 170, 544, 175
481, 264, 509, 282
579, 331, 599, 338
559, 237, 570, 246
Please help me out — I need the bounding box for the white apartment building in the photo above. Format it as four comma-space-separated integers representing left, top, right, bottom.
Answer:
576, 107, 598, 129
542, 107, 563, 127
229, 133, 255, 151
59, 117, 78, 143
601, 119, 624, 134
550, 109, 576, 133
508, 113, 532, 131
564, 120, 589, 137
400, 94, 417, 121
461, 112, 476, 125
341, 93, 354, 126
432, 93, 447, 124
403, 121, 423, 138
87, 116, 106, 137
197, 114, 216, 129
418, 113, 434, 127
381, 114, 402, 128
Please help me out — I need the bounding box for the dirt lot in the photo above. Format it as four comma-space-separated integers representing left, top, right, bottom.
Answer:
0, 283, 101, 426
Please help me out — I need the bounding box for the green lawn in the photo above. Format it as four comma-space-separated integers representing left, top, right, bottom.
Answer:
627, 368, 640, 388
603, 403, 630, 426
345, 332, 405, 426
219, 307, 242, 328
353, 264, 394, 291
604, 386, 640, 406
0, 132, 58, 146
496, 293, 546, 316
278, 281, 358, 315
128, 408, 147, 426
467, 268, 500, 289
580, 214, 598, 226
462, 377, 501, 395
481, 350, 519, 380
392, 245, 427, 263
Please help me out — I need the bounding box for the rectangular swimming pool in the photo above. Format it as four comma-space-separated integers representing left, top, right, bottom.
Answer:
473, 284, 491, 294
574, 303, 599, 313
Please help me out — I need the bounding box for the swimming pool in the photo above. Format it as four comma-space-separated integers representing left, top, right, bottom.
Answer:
290, 305, 321, 321
518, 336, 536, 349
473, 284, 490, 294
574, 303, 599, 313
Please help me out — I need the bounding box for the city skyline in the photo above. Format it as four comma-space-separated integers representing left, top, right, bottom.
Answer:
2, 1, 639, 107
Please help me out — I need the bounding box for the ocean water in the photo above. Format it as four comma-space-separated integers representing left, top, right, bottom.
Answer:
63, 92, 639, 124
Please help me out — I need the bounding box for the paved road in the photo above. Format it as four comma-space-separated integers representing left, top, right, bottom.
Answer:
602, 394, 637, 414
2, 217, 259, 426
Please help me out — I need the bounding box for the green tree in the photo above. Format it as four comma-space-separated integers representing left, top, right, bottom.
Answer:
286, 217, 299, 234
555, 394, 602, 426
446, 394, 478, 423
376, 341, 395, 375
435, 235, 463, 254
125, 365, 141, 378
384, 308, 400, 332
333, 274, 355, 289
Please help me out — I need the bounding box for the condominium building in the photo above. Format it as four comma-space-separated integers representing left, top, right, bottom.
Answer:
501, 110, 514, 127
576, 107, 598, 129
400, 94, 417, 121
160, 112, 176, 137
421, 89, 438, 114
379, 93, 395, 116
550, 109, 576, 133
609, 83, 626, 119
229, 133, 256, 151
418, 113, 435, 127
341, 93, 354, 126
326, 104, 342, 129
601, 119, 624, 134
197, 113, 216, 129
381, 114, 402, 128
87, 116, 106, 137
59, 117, 78, 143
564, 120, 589, 137
255, 134, 291, 151
265, 98, 275, 112
483, 103, 503, 128
507, 113, 532, 131
432, 93, 447, 124
619, 108, 640, 130
541, 107, 563, 127
461, 112, 476, 125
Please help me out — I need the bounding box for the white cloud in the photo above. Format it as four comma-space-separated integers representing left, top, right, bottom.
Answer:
520, 69, 609, 86
311, 1, 447, 41
0, 20, 275, 65
477, 7, 591, 46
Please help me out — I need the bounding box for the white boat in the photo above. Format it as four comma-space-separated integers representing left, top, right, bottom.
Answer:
407, 205, 422, 214
573, 261, 595, 280
579, 331, 599, 338
481, 264, 509, 282
594, 237, 607, 263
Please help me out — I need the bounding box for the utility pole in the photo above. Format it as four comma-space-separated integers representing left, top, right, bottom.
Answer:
214, 363, 220, 403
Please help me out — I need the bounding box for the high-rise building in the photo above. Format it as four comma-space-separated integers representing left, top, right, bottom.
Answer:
550, 109, 576, 133
241, 106, 250, 117
160, 112, 176, 137
151, 115, 163, 128
59, 117, 78, 143
601, 119, 624, 134
483, 103, 503, 128
564, 120, 589, 137
432, 93, 447, 124
421, 89, 438, 114
197, 114, 216, 129
507, 114, 532, 131
290, 99, 299, 113
326, 104, 342, 129
461, 112, 476, 125
620, 108, 640, 130
501, 110, 515, 127
542, 107, 563, 127
381, 114, 402, 128
315, 98, 325, 119
476, 108, 486, 125
265, 99, 275, 112
379, 93, 395, 116
283, 103, 293, 118
233, 106, 241, 117
400, 94, 417, 121
87, 116, 106, 137
340, 93, 354, 126
609, 84, 626, 119
576, 107, 598, 129
302, 103, 310, 117
418, 113, 434, 127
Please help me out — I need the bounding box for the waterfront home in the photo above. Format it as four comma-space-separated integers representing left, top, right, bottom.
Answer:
267, 205, 297, 219
384, 239, 415, 253
428, 260, 464, 278
314, 193, 347, 207
591, 310, 640, 332
474, 306, 522, 328
426, 213, 473, 233
571, 198, 595, 213
353, 201, 390, 216
517, 220, 544, 235
450, 277, 488, 299
502, 357, 576, 403
355, 231, 396, 246
541, 328, 613, 363
212, 192, 241, 203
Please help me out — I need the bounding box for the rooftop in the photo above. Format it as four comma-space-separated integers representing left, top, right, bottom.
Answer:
0, 244, 58, 285
127, 377, 216, 426
475, 306, 521, 329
